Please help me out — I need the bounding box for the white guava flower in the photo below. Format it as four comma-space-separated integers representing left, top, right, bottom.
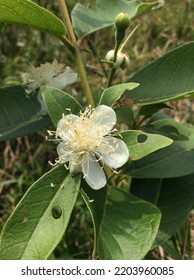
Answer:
23, 59, 77, 94
53, 105, 129, 190
23, 60, 77, 115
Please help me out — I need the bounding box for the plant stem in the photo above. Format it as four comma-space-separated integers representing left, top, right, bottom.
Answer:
75, 48, 95, 107
87, 38, 108, 78
107, 41, 120, 87
57, 0, 95, 107
119, 24, 140, 52
57, 0, 76, 42
107, 68, 116, 88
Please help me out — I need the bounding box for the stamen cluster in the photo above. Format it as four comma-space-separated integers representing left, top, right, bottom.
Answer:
52, 105, 129, 190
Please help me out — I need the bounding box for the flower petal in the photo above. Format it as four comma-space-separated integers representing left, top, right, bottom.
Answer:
23, 61, 77, 94
82, 153, 107, 190
94, 105, 116, 133
37, 92, 47, 115
69, 154, 83, 175
57, 142, 71, 163
50, 66, 77, 89
98, 137, 129, 169
57, 114, 80, 139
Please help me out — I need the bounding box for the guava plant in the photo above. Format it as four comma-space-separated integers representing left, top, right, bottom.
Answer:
0, 0, 194, 260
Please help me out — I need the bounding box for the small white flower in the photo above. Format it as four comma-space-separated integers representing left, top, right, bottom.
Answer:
23, 60, 77, 115
23, 59, 77, 94
52, 105, 129, 190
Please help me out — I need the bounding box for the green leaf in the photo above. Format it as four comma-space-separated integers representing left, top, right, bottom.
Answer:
41, 86, 83, 127
126, 42, 194, 105
145, 118, 194, 140
72, 0, 163, 38
161, 243, 182, 260
80, 182, 107, 258
125, 142, 194, 178
116, 106, 134, 124
143, 114, 191, 141
0, 86, 51, 141
81, 185, 161, 259
0, 0, 66, 36
138, 103, 172, 117
98, 189, 161, 259
0, 165, 81, 260
120, 130, 173, 161
130, 174, 194, 246
125, 119, 194, 178
99, 83, 139, 107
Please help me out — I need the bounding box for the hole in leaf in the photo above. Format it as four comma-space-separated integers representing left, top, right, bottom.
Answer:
137, 134, 148, 143
22, 216, 28, 222
51, 206, 62, 219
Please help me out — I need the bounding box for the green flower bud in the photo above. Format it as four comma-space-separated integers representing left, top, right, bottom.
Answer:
115, 12, 130, 32
115, 13, 130, 45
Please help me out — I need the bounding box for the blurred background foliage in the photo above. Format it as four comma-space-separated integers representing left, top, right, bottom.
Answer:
0, 0, 194, 259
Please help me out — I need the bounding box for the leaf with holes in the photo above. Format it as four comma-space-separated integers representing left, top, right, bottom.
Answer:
0, 0, 66, 36
0, 86, 51, 141
125, 119, 194, 178
99, 83, 139, 107
41, 86, 83, 127
81, 184, 161, 259
0, 165, 81, 260
120, 130, 173, 161
126, 142, 194, 178
71, 0, 163, 38
130, 174, 194, 246
126, 42, 194, 105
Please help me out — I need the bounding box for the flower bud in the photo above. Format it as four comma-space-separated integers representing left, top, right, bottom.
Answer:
119, 52, 130, 70
105, 50, 130, 69
105, 50, 115, 63
115, 13, 130, 44
115, 12, 130, 32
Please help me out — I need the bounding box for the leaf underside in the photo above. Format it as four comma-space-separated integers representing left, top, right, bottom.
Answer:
72, 0, 163, 38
